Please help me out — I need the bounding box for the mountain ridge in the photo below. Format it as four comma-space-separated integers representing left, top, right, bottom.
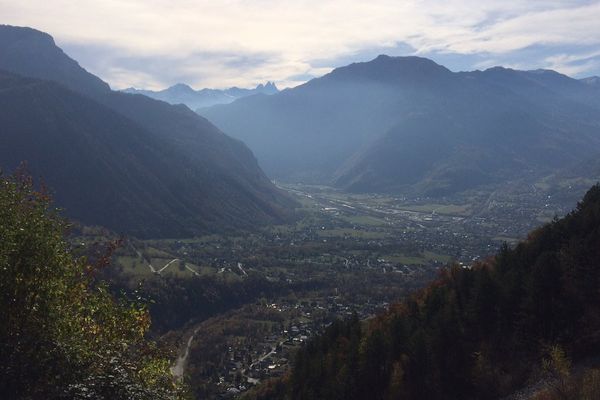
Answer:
203, 55, 600, 196
124, 81, 279, 110
0, 25, 110, 96
580, 76, 600, 86
0, 25, 295, 237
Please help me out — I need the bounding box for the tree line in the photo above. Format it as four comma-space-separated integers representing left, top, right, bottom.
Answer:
246, 184, 600, 400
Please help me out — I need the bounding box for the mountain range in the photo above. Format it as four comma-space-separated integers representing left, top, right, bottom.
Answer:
2, 24, 600, 237
0, 25, 294, 238
123, 81, 278, 110
202, 55, 600, 196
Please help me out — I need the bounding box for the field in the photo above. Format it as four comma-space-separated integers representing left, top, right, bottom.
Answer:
73, 179, 594, 399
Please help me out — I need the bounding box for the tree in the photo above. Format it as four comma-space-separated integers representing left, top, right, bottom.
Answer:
274, 185, 600, 400
0, 169, 186, 399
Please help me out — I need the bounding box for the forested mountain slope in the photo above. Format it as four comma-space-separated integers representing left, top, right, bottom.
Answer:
0, 25, 294, 237
204, 55, 600, 195
247, 184, 600, 400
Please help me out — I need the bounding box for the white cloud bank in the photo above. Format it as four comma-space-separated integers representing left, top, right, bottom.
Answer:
1, 0, 599, 89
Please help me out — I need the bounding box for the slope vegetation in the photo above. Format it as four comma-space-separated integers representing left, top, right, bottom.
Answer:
248, 184, 600, 399
203, 55, 600, 195
0, 25, 294, 237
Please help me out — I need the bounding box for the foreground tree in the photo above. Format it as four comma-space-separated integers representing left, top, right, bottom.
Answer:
0, 169, 186, 399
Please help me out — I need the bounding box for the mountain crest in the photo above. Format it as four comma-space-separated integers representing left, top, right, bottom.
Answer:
0, 25, 110, 96
581, 76, 600, 86
170, 83, 195, 92
326, 54, 452, 83
203, 52, 600, 196
255, 81, 278, 94
0, 25, 294, 237
0, 25, 54, 46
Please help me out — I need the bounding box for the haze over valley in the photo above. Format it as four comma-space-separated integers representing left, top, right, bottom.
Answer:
1, 2, 600, 399
203, 55, 600, 197
0, 26, 294, 238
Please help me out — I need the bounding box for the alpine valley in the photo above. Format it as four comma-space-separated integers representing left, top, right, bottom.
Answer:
1, 14, 600, 400
0, 25, 294, 238
203, 55, 600, 196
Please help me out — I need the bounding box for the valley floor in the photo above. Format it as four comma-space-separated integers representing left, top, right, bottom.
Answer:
85, 178, 594, 399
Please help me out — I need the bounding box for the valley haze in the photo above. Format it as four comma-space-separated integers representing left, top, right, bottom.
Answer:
1, 2, 600, 399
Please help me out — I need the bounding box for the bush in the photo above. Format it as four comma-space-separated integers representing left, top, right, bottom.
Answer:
0, 169, 186, 399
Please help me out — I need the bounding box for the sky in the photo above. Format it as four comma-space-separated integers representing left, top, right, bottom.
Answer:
2, 0, 600, 90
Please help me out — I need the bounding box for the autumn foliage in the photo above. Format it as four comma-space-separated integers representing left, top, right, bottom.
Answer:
271, 185, 600, 399
0, 170, 186, 399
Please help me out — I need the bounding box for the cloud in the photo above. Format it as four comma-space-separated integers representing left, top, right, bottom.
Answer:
544, 50, 600, 76
1, 0, 599, 88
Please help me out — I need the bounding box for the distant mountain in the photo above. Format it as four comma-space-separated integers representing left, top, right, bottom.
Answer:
581, 76, 600, 85
123, 81, 278, 110
0, 25, 294, 237
203, 55, 600, 196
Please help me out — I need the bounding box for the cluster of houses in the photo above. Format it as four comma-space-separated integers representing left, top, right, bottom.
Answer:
212, 297, 389, 398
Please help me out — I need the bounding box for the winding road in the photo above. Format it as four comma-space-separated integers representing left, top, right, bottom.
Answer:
171, 327, 201, 380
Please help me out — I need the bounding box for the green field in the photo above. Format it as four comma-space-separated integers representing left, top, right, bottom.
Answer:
342, 215, 389, 226
396, 203, 471, 216
317, 228, 387, 239
384, 251, 452, 266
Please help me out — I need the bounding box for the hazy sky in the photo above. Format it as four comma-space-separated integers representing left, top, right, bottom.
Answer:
2, 0, 600, 90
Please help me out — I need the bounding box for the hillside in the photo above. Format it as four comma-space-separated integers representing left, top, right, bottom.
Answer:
245, 184, 600, 400
0, 25, 294, 237
203, 55, 600, 195
124, 82, 278, 110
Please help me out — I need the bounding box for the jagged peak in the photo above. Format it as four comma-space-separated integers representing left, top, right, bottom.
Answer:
256, 81, 278, 93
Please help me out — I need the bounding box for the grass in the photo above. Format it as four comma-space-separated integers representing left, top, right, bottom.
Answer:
317, 228, 387, 239
396, 203, 471, 216
384, 251, 452, 266
342, 215, 388, 226
492, 236, 520, 244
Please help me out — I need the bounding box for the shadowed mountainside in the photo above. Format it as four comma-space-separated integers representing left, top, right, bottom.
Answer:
203, 55, 600, 196
0, 25, 295, 237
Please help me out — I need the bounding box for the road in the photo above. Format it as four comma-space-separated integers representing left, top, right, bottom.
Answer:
171, 327, 201, 380
158, 258, 179, 273
241, 340, 285, 385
